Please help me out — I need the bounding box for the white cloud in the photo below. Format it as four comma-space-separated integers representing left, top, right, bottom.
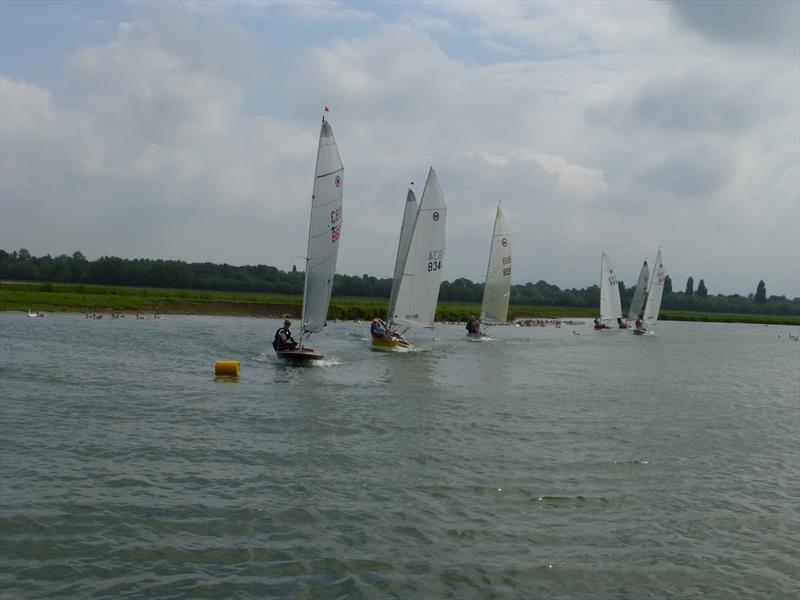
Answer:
0, 1, 797, 295
0, 77, 56, 141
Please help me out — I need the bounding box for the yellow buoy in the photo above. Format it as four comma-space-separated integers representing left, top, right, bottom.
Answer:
214, 360, 240, 377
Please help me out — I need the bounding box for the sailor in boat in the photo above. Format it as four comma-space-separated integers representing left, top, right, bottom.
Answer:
273, 319, 298, 352
466, 314, 482, 335
593, 318, 610, 330
371, 318, 408, 345
617, 317, 630, 329
635, 316, 646, 332
370, 318, 386, 338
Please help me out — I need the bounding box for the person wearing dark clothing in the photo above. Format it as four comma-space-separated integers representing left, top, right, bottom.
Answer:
273, 319, 298, 351
466, 315, 481, 334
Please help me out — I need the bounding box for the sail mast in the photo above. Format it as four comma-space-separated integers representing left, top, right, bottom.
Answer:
387, 188, 419, 328
479, 206, 498, 322
300, 115, 343, 345
392, 167, 447, 328
479, 204, 511, 323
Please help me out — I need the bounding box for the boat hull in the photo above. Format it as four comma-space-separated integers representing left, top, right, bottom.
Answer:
632, 328, 650, 335
276, 347, 325, 361
371, 336, 412, 351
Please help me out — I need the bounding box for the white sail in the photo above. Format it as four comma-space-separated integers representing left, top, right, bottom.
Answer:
627, 260, 649, 322
391, 168, 447, 328
480, 205, 512, 323
386, 189, 418, 324
599, 252, 622, 323
301, 119, 343, 336
642, 249, 665, 328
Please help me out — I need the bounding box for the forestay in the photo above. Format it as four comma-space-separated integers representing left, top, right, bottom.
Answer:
392, 168, 447, 328
599, 253, 622, 323
386, 189, 418, 325
301, 119, 343, 336
480, 205, 512, 323
642, 249, 665, 328
627, 260, 649, 322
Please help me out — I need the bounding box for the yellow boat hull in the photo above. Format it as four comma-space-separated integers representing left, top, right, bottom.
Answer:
371, 336, 412, 351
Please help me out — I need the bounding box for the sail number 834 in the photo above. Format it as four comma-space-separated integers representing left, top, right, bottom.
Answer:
427, 249, 443, 272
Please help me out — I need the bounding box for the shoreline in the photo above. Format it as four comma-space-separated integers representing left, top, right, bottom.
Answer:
2, 282, 798, 326
3, 305, 798, 327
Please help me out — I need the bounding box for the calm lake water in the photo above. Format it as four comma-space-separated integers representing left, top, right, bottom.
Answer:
0, 312, 798, 599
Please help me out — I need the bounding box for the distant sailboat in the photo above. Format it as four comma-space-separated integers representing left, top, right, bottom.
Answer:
595, 253, 622, 330
373, 168, 447, 350
634, 249, 665, 335
276, 116, 343, 360
626, 259, 649, 326
469, 204, 511, 337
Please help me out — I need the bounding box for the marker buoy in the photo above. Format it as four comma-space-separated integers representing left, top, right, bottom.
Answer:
214, 360, 240, 377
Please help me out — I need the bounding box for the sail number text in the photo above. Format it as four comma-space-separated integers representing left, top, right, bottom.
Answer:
502, 256, 512, 276
330, 207, 343, 243
427, 249, 443, 272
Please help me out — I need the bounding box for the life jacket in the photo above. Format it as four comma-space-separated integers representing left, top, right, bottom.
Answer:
273, 327, 290, 350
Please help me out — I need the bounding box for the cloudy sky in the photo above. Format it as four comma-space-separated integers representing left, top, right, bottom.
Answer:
1, 0, 798, 296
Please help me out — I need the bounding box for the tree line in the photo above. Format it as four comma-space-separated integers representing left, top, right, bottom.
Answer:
1, 249, 797, 316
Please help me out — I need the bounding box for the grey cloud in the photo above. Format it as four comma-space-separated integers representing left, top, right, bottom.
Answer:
666, 0, 800, 50
586, 70, 780, 134
632, 141, 736, 198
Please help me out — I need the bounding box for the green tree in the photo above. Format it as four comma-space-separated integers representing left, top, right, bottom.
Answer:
685, 276, 694, 296
664, 275, 673, 295
755, 280, 766, 304
696, 279, 708, 298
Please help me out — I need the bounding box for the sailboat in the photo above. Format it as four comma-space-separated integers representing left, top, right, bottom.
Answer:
275, 116, 343, 360
594, 252, 622, 330
372, 168, 447, 350
371, 187, 418, 350
469, 204, 511, 338
624, 259, 649, 327
634, 249, 665, 335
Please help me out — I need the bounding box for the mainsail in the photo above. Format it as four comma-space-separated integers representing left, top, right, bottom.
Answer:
627, 259, 649, 322
599, 252, 622, 324
391, 168, 447, 328
386, 188, 418, 326
300, 119, 343, 338
480, 205, 512, 323
642, 249, 665, 328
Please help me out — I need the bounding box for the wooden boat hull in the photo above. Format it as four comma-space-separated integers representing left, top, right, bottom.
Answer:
276, 347, 325, 361
371, 336, 412, 351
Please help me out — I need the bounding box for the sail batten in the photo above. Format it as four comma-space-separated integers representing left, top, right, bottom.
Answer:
392, 168, 447, 328
300, 120, 343, 337
480, 205, 512, 324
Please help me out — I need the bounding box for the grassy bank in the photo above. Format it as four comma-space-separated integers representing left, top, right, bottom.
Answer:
2, 281, 798, 326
